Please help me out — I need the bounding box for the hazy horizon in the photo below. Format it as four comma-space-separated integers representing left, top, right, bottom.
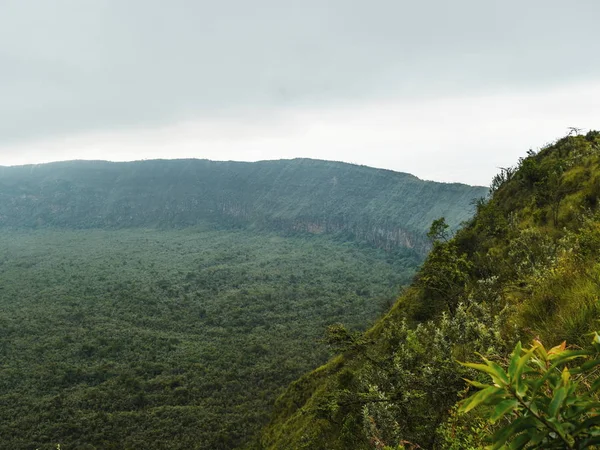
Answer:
0, 155, 494, 188
1, 0, 599, 185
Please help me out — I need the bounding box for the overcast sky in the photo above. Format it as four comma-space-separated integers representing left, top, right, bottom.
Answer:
1, 0, 599, 185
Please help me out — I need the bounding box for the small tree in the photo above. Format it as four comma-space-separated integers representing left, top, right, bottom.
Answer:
428, 217, 450, 243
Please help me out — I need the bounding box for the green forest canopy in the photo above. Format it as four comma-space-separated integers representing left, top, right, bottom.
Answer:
0, 227, 418, 449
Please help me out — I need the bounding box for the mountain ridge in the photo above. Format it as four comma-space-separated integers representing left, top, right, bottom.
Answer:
0, 158, 487, 255
0, 157, 484, 189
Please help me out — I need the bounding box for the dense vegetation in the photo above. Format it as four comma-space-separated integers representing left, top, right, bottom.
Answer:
0, 158, 484, 448
0, 227, 418, 449
460, 335, 600, 449
261, 131, 600, 449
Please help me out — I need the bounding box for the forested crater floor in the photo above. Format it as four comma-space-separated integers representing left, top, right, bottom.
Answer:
0, 227, 417, 448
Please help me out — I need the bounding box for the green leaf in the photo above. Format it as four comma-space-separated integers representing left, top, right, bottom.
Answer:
548, 386, 567, 418
462, 357, 510, 386
508, 433, 531, 450
482, 357, 511, 385
492, 416, 538, 448
546, 417, 572, 444
528, 428, 549, 446
508, 342, 522, 381
551, 349, 590, 365
464, 378, 492, 389
459, 386, 505, 413
569, 400, 600, 411
530, 356, 583, 399
529, 400, 539, 416
533, 339, 547, 360
512, 347, 537, 395
490, 399, 518, 423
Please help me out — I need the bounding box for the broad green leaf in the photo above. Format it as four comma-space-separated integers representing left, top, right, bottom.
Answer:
459, 386, 505, 413
530, 356, 585, 399
489, 441, 505, 450
490, 399, 518, 423
546, 417, 572, 444
508, 342, 522, 381
570, 400, 600, 410
464, 378, 492, 389
529, 400, 539, 416
461, 362, 508, 386
492, 416, 538, 447
528, 428, 549, 446
529, 357, 547, 372
508, 433, 531, 450
548, 386, 567, 418
513, 346, 537, 394
551, 349, 589, 364
515, 380, 528, 398
533, 339, 547, 360
481, 357, 511, 385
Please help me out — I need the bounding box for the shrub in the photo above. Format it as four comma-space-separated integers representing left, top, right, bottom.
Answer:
460, 334, 600, 449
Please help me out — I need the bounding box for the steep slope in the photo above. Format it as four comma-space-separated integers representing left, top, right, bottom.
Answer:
260, 131, 600, 449
0, 158, 486, 255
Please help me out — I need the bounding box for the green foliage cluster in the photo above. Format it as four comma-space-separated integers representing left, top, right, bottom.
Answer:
261, 131, 600, 449
0, 227, 418, 449
262, 298, 509, 449
461, 335, 600, 449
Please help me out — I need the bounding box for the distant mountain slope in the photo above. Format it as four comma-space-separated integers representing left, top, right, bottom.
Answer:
0, 159, 486, 254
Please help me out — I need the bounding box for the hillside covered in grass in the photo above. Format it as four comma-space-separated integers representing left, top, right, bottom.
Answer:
260, 131, 600, 449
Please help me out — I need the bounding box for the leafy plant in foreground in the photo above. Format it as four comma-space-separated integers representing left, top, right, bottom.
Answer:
460, 334, 600, 449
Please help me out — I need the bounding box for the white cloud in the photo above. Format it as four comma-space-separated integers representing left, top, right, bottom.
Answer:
1, 81, 599, 186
